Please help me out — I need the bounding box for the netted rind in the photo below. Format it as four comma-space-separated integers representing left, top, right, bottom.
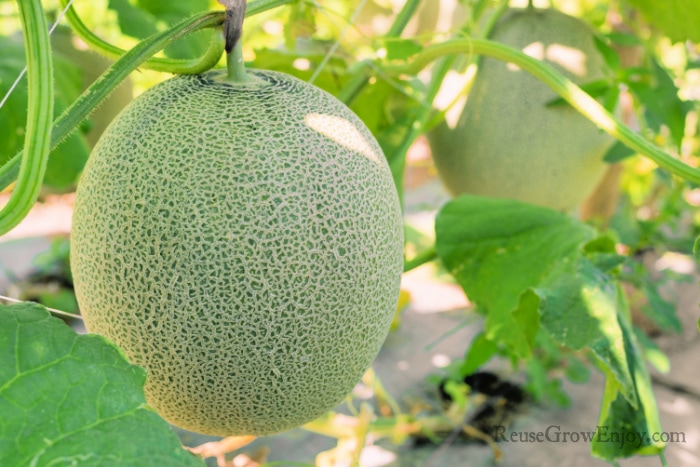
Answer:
70, 69, 404, 436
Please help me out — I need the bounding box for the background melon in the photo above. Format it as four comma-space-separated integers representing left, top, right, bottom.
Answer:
428, 7, 614, 211
70, 69, 404, 436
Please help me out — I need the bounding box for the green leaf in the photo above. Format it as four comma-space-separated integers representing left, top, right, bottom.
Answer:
564, 355, 591, 384
0, 302, 204, 467
459, 332, 498, 376
0, 34, 89, 191
627, 59, 692, 151
583, 235, 626, 272
603, 140, 636, 163
605, 32, 643, 47
533, 259, 636, 404
107, 0, 158, 39
591, 311, 664, 460
593, 36, 621, 73
107, 0, 212, 59
525, 358, 571, 407
435, 196, 597, 357
642, 284, 682, 334
623, 0, 700, 42
693, 235, 699, 260
383, 38, 423, 61
284, 2, 316, 50
633, 328, 670, 374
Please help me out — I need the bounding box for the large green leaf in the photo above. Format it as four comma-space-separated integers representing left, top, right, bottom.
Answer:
0, 34, 89, 191
591, 295, 664, 460
623, 0, 700, 43
435, 195, 597, 357
530, 258, 635, 404
0, 302, 205, 467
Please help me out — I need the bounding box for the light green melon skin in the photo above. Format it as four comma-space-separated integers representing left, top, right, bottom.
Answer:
429, 8, 613, 211
71, 69, 404, 436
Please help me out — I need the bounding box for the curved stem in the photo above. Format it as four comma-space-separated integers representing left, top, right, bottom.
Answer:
0, 11, 224, 195
383, 39, 700, 184
404, 246, 437, 273
0, 0, 53, 235
59, 0, 223, 74
59, 0, 296, 74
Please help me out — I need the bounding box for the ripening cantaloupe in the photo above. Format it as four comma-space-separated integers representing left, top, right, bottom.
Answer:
428, 7, 614, 211
70, 69, 404, 436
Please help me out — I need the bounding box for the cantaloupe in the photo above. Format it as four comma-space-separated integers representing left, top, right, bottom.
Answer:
428, 7, 614, 211
70, 69, 404, 436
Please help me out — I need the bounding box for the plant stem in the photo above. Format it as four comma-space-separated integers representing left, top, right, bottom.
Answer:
382, 39, 700, 184
404, 246, 438, 273
59, 0, 296, 74
386, 0, 422, 38
223, 0, 251, 82
0, 11, 224, 194
0, 1, 295, 195
226, 41, 251, 82
0, 0, 53, 235
385, 0, 508, 209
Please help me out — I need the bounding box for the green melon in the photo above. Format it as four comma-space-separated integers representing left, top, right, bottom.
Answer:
429, 7, 613, 211
70, 69, 404, 436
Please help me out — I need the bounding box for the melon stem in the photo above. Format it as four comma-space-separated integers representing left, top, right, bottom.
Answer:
226, 40, 252, 82
222, 0, 251, 83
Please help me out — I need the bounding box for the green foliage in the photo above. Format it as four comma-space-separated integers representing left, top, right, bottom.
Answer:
0, 301, 205, 467
622, 0, 700, 42
592, 308, 665, 460
459, 332, 498, 376
436, 195, 598, 357
0, 35, 89, 191
435, 195, 665, 459
107, 0, 212, 59
626, 59, 693, 151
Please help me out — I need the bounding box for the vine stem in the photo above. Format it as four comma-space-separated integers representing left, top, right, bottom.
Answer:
58, 0, 223, 74
0, 0, 53, 235
58, 0, 296, 73
0, 0, 298, 202
227, 41, 252, 82
404, 246, 437, 273
223, 0, 252, 82
0, 11, 224, 203
385, 0, 508, 210
382, 39, 700, 184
